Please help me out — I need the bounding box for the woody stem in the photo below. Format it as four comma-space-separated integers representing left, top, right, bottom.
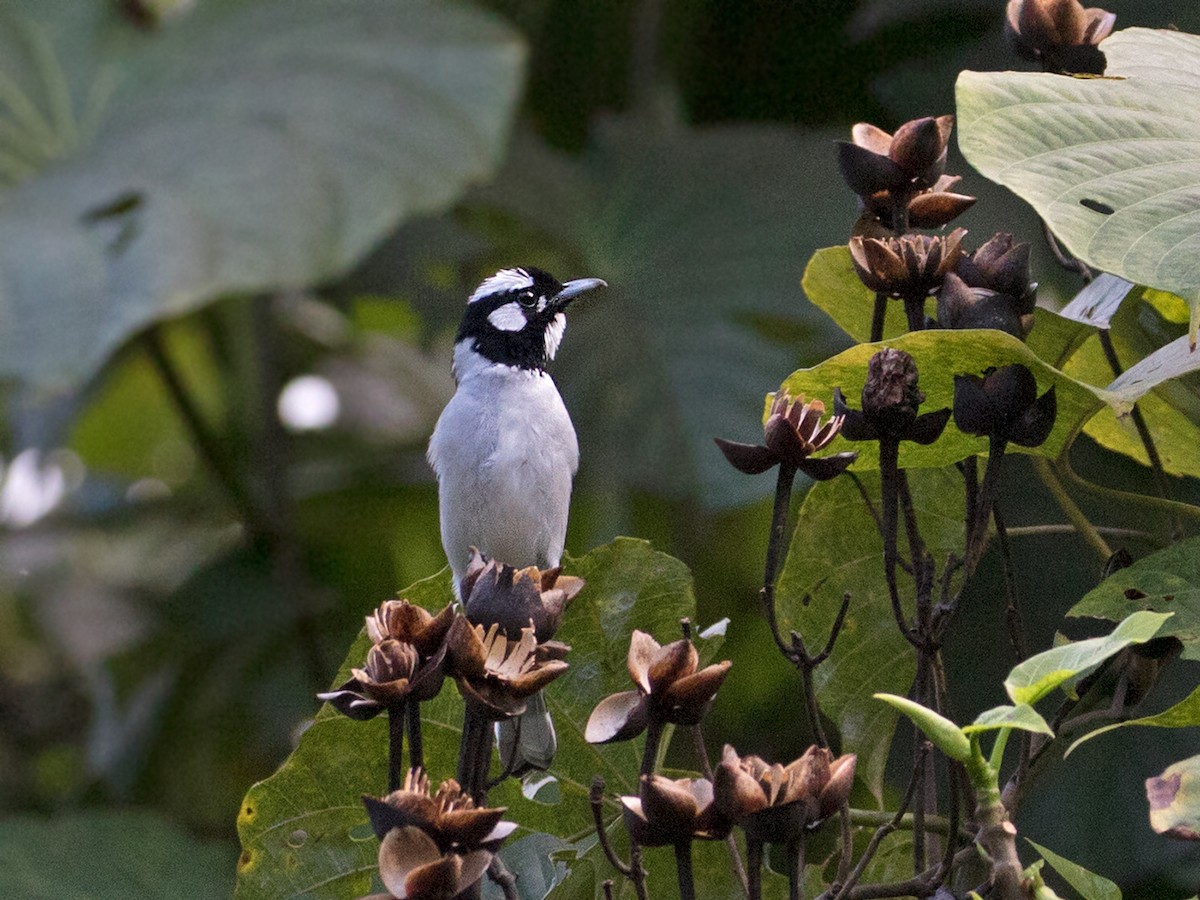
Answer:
641, 718, 664, 778
870, 292, 888, 342
406, 700, 424, 772
747, 838, 764, 900
675, 841, 697, 900
387, 702, 406, 793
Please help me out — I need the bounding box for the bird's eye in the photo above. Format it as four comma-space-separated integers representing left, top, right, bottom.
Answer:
518, 291, 537, 308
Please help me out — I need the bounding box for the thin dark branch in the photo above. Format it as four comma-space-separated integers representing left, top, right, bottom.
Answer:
807, 592, 852, 667
641, 719, 664, 778
837, 803, 854, 883
798, 662, 828, 749
903, 295, 926, 332
879, 439, 918, 646
870, 292, 888, 343
761, 463, 799, 657
1098, 328, 1182, 539
142, 326, 265, 539
487, 857, 519, 900
406, 700, 424, 772
675, 841, 697, 900
992, 503, 1027, 662
692, 724, 750, 898
590, 777, 632, 878
250, 297, 326, 688
486, 716, 523, 789
961, 457, 978, 555
832, 742, 927, 900
787, 836, 806, 900
1042, 219, 1093, 281
628, 836, 650, 900
849, 472, 914, 576
965, 438, 1007, 576
747, 838, 764, 900
387, 704, 406, 793
897, 471, 927, 573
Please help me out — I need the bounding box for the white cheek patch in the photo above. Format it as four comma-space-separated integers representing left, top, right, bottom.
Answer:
544, 313, 567, 360
488, 301, 528, 332
469, 268, 534, 304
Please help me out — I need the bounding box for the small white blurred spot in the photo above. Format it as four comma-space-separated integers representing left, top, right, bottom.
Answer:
0, 449, 67, 528
278, 375, 340, 432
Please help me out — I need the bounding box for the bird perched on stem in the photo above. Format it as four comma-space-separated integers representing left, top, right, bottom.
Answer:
428, 266, 606, 772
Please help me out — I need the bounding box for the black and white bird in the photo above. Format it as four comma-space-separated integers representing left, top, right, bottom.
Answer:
427, 265, 606, 771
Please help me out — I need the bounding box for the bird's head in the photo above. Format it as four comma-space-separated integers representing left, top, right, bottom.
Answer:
455, 267, 606, 371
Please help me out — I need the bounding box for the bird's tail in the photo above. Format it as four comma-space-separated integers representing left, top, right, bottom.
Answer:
497, 688, 556, 774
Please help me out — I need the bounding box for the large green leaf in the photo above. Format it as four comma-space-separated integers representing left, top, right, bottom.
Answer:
777, 328, 1108, 471
1065, 684, 1200, 757
1004, 610, 1171, 706
235, 538, 716, 899
801, 246, 1200, 475
800, 245, 1096, 366
0, 0, 524, 392
957, 27, 1200, 345
775, 467, 965, 801
1068, 537, 1200, 661
0, 809, 234, 898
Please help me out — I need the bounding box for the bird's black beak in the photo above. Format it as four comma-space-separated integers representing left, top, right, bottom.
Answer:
553, 277, 607, 308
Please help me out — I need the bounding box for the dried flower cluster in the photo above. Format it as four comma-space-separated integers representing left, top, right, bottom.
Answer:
585, 630, 732, 743
713, 745, 856, 843
715, 390, 856, 479
622, 774, 731, 847
836, 349, 951, 446
319, 600, 454, 720
361, 769, 516, 900
1006, 0, 1115, 74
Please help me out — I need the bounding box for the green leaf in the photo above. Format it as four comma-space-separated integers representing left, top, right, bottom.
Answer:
962, 704, 1053, 737
235, 538, 711, 899
801, 245, 1096, 366
873, 694, 971, 762
1147, 754, 1200, 841
777, 328, 1107, 471
0, 0, 524, 392
0, 809, 234, 899
801, 245, 933, 343
1026, 839, 1122, 900
1004, 610, 1172, 706
957, 27, 1200, 345
1065, 684, 1200, 757
1058, 286, 1200, 478
1068, 537, 1200, 661
776, 468, 964, 800
493, 833, 572, 900
397, 123, 859, 508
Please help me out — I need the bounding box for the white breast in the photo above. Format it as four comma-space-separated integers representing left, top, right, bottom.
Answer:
428, 344, 579, 590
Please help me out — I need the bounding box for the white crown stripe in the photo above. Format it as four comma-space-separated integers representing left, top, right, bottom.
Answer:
468, 267, 534, 303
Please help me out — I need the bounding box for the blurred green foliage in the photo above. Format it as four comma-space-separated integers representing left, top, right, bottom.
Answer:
1, 0, 1198, 897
